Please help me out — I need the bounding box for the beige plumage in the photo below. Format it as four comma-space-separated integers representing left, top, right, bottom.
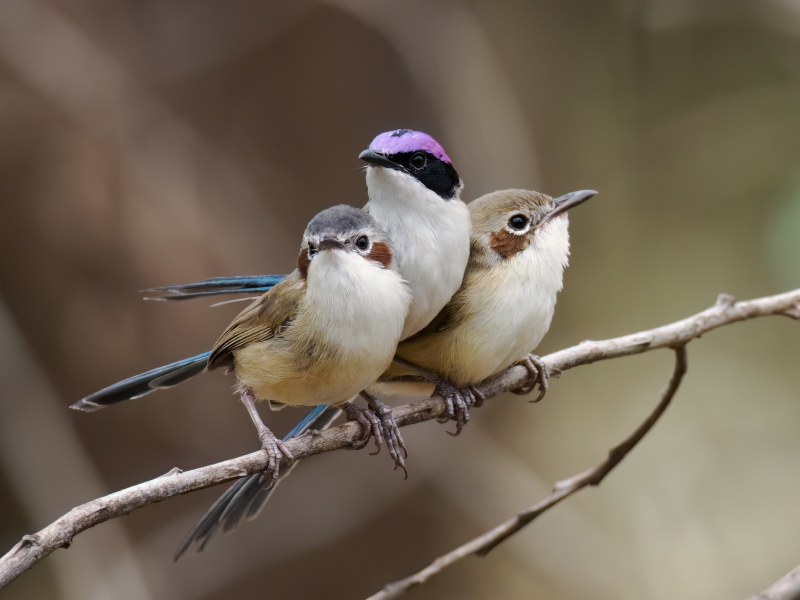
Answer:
376, 188, 595, 427
211, 211, 412, 412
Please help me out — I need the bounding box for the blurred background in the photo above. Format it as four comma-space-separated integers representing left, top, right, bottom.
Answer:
1, 0, 800, 598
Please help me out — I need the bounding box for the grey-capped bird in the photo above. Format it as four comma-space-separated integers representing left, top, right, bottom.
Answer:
73, 130, 469, 495
71, 205, 412, 480
378, 188, 596, 432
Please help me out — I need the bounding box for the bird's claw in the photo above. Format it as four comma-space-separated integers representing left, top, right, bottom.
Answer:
344, 400, 407, 477
343, 402, 384, 453
372, 402, 408, 478
511, 353, 549, 402
433, 380, 483, 436
257, 427, 294, 487
468, 385, 486, 408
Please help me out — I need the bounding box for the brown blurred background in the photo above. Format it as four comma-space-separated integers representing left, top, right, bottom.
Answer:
1, 0, 800, 598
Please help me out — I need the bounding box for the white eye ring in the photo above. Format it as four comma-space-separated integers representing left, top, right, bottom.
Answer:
505, 214, 530, 236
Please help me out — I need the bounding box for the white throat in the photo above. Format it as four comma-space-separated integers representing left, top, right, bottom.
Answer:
303, 249, 411, 357
364, 167, 471, 339
449, 214, 571, 384
481, 215, 570, 367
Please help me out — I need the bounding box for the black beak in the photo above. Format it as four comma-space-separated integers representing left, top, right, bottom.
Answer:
358, 149, 404, 172
318, 238, 345, 252
538, 189, 597, 227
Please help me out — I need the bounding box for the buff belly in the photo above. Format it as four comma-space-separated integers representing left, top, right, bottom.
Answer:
233, 341, 390, 408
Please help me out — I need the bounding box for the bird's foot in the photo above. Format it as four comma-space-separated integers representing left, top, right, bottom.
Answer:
433, 380, 484, 436
467, 385, 486, 408
239, 390, 294, 486
256, 425, 294, 487
511, 354, 549, 402
342, 402, 384, 453
372, 400, 408, 477
357, 392, 408, 478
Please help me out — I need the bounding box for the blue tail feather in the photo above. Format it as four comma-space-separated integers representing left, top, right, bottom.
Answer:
70, 352, 211, 412
142, 275, 287, 301
174, 404, 341, 560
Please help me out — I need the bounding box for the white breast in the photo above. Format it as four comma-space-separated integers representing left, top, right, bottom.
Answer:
382, 214, 571, 394
365, 167, 471, 339
236, 250, 411, 406
303, 249, 412, 358
460, 215, 570, 381
236, 251, 411, 407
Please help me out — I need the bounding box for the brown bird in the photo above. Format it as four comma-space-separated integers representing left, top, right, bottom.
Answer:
72, 205, 412, 478
376, 188, 596, 432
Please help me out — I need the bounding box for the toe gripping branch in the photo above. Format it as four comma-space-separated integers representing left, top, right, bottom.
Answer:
240, 390, 294, 485
343, 392, 408, 478
432, 379, 485, 437
510, 354, 549, 402
390, 358, 484, 437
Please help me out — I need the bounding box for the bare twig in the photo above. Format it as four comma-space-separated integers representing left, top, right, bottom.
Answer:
1, 289, 798, 590
746, 564, 800, 600
367, 346, 687, 600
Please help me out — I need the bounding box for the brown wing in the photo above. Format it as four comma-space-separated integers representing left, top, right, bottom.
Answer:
208, 270, 305, 370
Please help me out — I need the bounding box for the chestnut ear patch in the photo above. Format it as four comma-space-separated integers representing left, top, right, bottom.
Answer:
297, 247, 310, 280
490, 229, 528, 259
367, 241, 393, 268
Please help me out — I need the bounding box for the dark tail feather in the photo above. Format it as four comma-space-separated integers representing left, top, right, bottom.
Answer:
142, 275, 287, 301
174, 404, 341, 560
70, 352, 210, 412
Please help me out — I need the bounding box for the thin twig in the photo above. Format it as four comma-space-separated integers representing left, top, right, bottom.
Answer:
0, 289, 798, 590
746, 564, 800, 600
367, 346, 687, 600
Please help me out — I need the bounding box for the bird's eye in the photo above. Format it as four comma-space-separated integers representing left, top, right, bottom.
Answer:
308, 244, 317, 257
409, 152, 426, 169
508, 215, 528, 231
355, 236, 369, 251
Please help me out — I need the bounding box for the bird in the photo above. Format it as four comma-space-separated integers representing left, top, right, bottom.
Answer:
71, 205, 412, 480
146, 129, 472, 343
358, 129, 471, 339
377, 188, 597, 433
172, 188, 595, 558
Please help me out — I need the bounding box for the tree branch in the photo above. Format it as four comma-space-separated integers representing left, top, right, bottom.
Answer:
1, 289, 798, 590
746, 565, 800, 600
367, 346, 687, 600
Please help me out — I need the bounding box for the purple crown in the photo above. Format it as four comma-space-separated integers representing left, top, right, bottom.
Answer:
368, 129, 451, 163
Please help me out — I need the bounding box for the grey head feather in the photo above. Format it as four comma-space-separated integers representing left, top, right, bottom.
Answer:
304, 204, 388, 244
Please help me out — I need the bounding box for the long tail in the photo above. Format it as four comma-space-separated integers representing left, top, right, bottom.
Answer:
70, 352, 210, 412
174, 404, 341, 560
142, 275, 287, 301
